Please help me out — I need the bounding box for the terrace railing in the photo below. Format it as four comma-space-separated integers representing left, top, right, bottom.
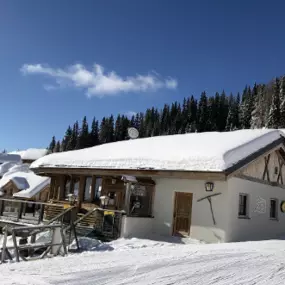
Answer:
0, 198, 64, 225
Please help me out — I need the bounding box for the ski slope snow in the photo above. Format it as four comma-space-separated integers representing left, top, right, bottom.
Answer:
1, 237, 285, 284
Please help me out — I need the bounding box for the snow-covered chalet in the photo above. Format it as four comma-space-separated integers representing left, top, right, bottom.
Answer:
30, 129, 285, 243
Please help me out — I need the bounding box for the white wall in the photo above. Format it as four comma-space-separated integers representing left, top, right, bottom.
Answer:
121, 216, 154, 238
227, 177, 285, 242
152, 178, 229, 243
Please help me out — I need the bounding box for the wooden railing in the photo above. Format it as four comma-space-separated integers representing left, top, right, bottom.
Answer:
0, 198, 64, 225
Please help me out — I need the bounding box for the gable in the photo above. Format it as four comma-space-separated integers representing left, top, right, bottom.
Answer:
1, 180, 20, 196
237, 145, 285, 185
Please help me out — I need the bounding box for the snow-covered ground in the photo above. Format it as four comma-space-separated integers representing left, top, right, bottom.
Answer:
1, 237, 285, 284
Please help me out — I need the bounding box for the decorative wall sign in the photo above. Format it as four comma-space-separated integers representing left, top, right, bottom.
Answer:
254, 197, 266, 214
280, 201, 285, 213
131, 184, 146, 196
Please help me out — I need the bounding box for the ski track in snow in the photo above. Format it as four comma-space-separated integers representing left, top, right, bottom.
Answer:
1, 238, 285, 284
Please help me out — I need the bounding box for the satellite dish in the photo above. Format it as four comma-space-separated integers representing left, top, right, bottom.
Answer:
128, 127, 139, 139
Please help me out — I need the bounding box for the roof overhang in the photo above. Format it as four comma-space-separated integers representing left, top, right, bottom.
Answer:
32, 137, 285, 182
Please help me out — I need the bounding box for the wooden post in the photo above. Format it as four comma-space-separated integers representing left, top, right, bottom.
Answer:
0, 199, 4, 216
38, 204, 45, 224
17, 202, 23, 221
12, 231, 19, 262
48, 177, 55, 201
1, 226, 7, 263
59, 175, 65, 200
77, 176, 85, 210
90, 176, 96, 202
60, 226, 67, 256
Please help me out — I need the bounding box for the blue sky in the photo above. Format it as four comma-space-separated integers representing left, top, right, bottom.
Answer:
1, 0, 285, 151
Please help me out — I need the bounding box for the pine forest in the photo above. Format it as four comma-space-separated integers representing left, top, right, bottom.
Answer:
48, 76, 285, 153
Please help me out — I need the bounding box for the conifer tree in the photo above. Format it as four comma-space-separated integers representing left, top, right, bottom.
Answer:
77, 116, 89, 149
89, 117, 99, 146
251, 85, 265, 129
225, 93, 235, 131
217, 90, 228, 131
185, 95, 197, 133
63, 126, 73, 151
267, 78, 281, 128
197, 91, 209, 132
54, 141, 61, 153
279, 76, 285, 128
48, 136, 56, 153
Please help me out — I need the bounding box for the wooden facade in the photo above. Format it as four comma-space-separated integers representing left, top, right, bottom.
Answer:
235, 146, 285, 187
0, 180, 49, 202
47, 173, 155, 218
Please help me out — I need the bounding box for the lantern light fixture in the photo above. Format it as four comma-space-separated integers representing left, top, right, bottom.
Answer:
67, 193, 76, 206
100, 195, 110, 209
205, 182, 214, 192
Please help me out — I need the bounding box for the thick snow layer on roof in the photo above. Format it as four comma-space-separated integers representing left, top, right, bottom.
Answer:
0, 153, 21, 164
0, 162, 19, 176
0, 164, 50, 199
9, 148, 48, 161
31, 129, 282, 172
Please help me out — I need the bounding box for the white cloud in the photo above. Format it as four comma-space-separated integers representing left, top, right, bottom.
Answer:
20, 63, 177, 97
125, 111, 137, 118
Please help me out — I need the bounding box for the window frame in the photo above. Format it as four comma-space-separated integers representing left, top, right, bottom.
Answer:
128, 183, 154, 217
238, 193, 249, 218
270, 198, 278, 220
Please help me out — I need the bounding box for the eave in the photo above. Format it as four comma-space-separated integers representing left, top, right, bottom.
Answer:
31, 136, 285, 182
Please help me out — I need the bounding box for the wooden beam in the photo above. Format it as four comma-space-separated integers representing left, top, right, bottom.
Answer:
262, 154, 270, 182
33, 167, 226, 181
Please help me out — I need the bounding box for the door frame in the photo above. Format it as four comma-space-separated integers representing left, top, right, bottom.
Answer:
172, 192, 193, 236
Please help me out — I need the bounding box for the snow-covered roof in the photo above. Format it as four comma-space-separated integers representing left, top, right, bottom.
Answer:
0, 162, 20, 176
0, 164, 50, 199
31, 129, 283, 172
0, 153, 21, 164
9, 148, 48, 161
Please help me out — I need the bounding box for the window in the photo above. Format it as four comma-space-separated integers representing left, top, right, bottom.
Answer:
83, 177, 102, 201
64, 177, 71, 199
238, 194, 248, 217
95, 178, 102, 199
84, 177, 92, 201
64, 176, 80, 199
129, 184, 154, 217
270, 199, 278, 220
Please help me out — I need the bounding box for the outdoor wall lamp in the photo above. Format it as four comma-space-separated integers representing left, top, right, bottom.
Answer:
67, 193, 76, 206
205, 182, 214, 192
100, 195, 110, 209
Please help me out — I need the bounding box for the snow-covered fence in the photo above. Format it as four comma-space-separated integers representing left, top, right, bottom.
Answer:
1, 224, 67, 263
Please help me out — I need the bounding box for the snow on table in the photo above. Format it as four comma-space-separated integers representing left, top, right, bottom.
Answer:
1, 238, 285, 284
31, 129, 282, 172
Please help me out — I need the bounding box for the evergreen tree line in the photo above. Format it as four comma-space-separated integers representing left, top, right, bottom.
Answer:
48, 75, 285, 153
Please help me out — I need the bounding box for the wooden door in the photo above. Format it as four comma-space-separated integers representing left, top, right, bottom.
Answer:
173, 192, 193, 236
